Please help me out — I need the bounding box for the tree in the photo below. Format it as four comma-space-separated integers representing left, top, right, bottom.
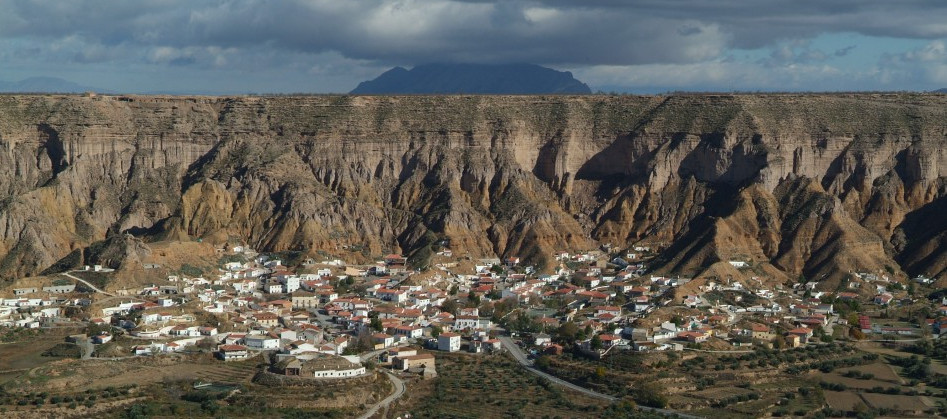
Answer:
478, 301, 495, 318
491, 298, 517, 323
441, 299, 458, 315
633, 382, 669, 408
449, 285, 459, 295
466, 291, 481, 307
200, 399, 219, 414
197, 337, 216, 350
555, 321, 579, 342
430, 325, 442, 338
772, 336, 787, 350
590, 334, 603, 351
370, 317, 383, 332
508, 312, 540, 333
534, 355, 551, 370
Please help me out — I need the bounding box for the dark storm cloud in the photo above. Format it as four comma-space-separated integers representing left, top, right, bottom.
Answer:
501, 0, 947, 48
0, 0, 726, 66
2, 0, 947, 93
4, 0, 945, 68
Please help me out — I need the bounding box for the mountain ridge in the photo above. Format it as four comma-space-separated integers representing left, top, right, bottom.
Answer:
350, 63, 592, 94
0, 77, 102, 93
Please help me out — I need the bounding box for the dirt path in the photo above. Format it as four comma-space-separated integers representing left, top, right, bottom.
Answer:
357, 371, 405, 419
61, 272, 114, 296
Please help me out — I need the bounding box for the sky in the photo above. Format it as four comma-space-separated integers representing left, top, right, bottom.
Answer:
2, 0, 947, 94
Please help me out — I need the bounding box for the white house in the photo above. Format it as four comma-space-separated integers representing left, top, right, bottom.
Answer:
218, 344, 250, 361
454, 315, 480, 330
437, 333, 461, 352
392, 325, 423, 339
245, 335, 281, 350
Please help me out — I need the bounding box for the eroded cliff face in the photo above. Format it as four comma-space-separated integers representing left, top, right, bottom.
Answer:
0, 94, 946, 284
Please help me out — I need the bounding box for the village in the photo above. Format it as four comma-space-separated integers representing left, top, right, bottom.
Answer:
1, 241, 946, 417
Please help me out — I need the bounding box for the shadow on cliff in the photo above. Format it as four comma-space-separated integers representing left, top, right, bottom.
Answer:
893, 193, 947, 277
37, 123, 69, 183
569, 133, 653, 198
648, 180, 743, 275
678, 134, 769, 185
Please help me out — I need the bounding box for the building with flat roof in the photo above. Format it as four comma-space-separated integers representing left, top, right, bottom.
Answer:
276, 354, 366, 379
437, 333, 461, 352
393, 353, 435, 371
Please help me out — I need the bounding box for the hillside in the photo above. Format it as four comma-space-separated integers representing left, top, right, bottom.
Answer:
350, 63, 591, 94
0, 94, 946, 287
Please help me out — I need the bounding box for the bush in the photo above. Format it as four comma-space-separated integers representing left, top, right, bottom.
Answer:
181, 391, 212, 403
179, 264, 204, 277
633, 382, 668, 409
200, 399, 219, 414
41, 343, 81, 358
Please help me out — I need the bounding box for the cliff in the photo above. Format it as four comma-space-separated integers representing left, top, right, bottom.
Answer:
1, 93, 946, 286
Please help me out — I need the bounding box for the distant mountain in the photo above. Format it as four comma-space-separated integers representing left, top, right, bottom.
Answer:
351, 63, 591, 94
934, 88, 947, 93
0, 77, 101, 93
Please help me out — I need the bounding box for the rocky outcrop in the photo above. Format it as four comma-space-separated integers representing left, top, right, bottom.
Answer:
1, 94, 946, 284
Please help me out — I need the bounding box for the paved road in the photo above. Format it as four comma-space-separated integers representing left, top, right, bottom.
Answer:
358, 370, 405, 419
359, 347, 393, 362
498, 336, 701, 419
499, 336, 615, 402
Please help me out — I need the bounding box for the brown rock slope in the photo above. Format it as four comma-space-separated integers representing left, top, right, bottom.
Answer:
0, 94, 946, 284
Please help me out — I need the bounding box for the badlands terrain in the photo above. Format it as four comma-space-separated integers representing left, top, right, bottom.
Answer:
0, 93, 946, 289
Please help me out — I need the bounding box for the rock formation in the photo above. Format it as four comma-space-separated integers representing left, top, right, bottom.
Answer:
0, 93, 946, 286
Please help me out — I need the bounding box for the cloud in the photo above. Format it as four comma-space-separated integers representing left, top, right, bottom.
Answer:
881, 40, 947, 86
2, 0, 947, 92
834, 45, 856, 57
574, 60, 856, 93
8, 0, 945, 68
757, 40, 835, 68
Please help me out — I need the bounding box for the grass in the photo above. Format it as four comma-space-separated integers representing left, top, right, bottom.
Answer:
0, 331, 76, 386
860, 392, 931, 411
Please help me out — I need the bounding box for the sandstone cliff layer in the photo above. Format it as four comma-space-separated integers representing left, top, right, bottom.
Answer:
1, 94, 946, 285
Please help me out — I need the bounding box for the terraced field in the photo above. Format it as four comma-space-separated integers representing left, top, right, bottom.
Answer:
192, 361, 259, 384
391, 353, 612, 418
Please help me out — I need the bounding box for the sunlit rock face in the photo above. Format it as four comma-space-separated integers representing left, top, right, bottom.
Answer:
0, 94, 945, 285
